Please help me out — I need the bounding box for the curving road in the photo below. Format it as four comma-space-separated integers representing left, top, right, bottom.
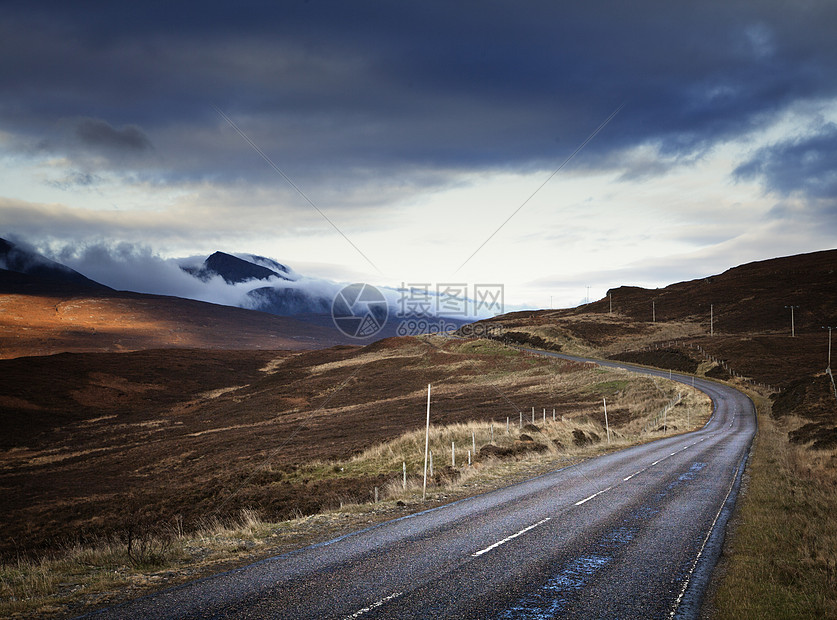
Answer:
83, 353, 756, 619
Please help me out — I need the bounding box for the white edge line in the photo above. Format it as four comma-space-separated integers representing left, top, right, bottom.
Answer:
668, 457, 744, 618
472, 517, 551, 557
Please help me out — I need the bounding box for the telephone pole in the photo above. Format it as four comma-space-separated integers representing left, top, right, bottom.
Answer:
824, 326, 833, 371
785, 305, 799, 337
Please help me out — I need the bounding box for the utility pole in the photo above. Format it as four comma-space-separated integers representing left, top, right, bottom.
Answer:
824, 326, 834, 371
652, 301, 656, 323
609, 292, 612, 314
586, 286, 590, 304
710, 304, 714, 337
785, 305, 799, 337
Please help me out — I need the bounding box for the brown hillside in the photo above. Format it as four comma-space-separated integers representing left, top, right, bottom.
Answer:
0, 337, 660, 559
587, 249, 837, 333
479, 250, 836, 385
0, 271, 352, 358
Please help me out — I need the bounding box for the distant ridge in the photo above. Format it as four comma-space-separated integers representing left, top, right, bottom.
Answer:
584, 249, 837, 333
0, 238, 111, 293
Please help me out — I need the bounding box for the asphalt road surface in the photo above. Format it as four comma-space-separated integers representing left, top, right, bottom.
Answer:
83, 353, 756, 619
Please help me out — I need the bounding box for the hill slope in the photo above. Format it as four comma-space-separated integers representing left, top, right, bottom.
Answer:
475, 249, 837, 448
591, 249, 837, 333
0, 271, 358, 358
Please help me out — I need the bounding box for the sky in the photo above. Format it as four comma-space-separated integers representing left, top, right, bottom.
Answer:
1, 0, 836, 311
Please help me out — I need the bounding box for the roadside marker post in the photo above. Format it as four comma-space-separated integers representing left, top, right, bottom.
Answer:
422, 384, 431, 501
603, 397, 611, 444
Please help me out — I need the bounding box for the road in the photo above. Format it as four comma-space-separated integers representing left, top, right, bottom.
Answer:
83, 354, 756, 619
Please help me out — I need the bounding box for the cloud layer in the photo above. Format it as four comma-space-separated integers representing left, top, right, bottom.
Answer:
1, 1, 835, 307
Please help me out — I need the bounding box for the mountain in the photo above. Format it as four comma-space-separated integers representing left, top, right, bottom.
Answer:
181, 251, 293, 284
181, 250, 335, 317
0, 238, 111, 294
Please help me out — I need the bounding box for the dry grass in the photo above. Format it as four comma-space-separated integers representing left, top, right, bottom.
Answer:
0, 361, 711, 618
278, 366, 711, 503
711, 394, 837, 619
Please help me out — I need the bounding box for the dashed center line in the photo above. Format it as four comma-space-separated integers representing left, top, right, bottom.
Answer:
575, 485, 613, 506
472, 518, 552, 557
343, 591, 403, 619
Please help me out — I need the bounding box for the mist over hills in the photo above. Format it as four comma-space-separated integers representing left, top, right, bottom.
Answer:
178, 250, 335, 317
0, 238, 347, 318
1, 238, 494, 324
0, 238, 469, 356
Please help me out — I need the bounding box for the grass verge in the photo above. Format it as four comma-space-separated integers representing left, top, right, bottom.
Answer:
709, 394, 837, 619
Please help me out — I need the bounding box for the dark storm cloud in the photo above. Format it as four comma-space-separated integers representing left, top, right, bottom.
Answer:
74, 118, 151, 152
734, 123, 837, 199
2, 0, 836, 189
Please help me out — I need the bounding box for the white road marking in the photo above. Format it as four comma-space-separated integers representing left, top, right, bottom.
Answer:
668, 455, 744, 618
343, 591, 404, 619
472, 518, 552, 557
575, 486, 613, 506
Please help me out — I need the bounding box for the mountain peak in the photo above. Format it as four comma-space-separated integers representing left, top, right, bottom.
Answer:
183, 251, 292, 285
